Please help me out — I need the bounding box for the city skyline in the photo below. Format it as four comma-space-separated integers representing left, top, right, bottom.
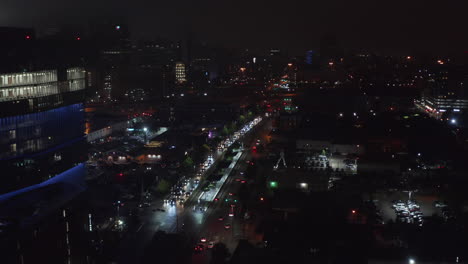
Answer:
1, 2, 468, 264
2, 0, 468, 54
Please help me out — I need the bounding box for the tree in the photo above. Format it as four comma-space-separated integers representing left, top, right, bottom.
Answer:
230, 122, 237, 133
222, 125, 229, 136
156, 179, 170, 194
183, 156, 194, 168
202, 144, 211, 152
238, 115, 246, 124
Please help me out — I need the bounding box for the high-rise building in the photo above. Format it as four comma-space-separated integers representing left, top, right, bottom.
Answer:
306, 50, 314, 65
415, 64, 468, 121
0, 67, 87, 194
175, 62, 187, 84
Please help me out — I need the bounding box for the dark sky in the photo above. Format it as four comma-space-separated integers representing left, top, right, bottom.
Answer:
2, 0, 467, 54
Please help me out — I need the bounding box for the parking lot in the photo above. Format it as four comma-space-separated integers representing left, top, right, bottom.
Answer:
329, 154, 357, 174
374, 191, 439, 224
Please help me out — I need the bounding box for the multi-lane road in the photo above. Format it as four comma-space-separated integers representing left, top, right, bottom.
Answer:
116, 117, 272, 263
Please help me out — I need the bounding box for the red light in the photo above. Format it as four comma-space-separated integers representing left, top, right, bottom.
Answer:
241, 180, 246, 183
260, 197, 264, 201
352, 210, 356, 214
119, 173, 123, 177
25, 35, 31, 40
214, 198, 219, 201
76, 37, 81, 40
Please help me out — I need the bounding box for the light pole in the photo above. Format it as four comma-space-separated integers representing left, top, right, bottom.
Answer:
143, 127, 148, 144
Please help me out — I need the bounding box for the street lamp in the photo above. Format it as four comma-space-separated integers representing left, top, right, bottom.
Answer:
409, 258, 415, 264
143, 127, 148, 143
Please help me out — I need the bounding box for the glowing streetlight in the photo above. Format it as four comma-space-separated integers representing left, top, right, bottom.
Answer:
409, 258, 415, 264
143, 127, 148, 144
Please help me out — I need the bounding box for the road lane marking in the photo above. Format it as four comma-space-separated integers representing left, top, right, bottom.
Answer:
136, 223, 145, 232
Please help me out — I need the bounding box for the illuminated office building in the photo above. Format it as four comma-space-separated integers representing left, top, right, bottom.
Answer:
175, 62, 187, 83
0, 67, 87, 194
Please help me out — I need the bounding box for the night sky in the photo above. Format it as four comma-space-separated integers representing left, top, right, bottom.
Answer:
2, 0, 468, 54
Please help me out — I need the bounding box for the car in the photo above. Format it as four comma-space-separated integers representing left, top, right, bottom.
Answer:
207, 241, 214, 249
229, 212, 234, 217
218, 216, 224, 221
433, 201, 448, 208
200, 237, 207, 243
224, 223, 231, 229
194, 244, 204, 253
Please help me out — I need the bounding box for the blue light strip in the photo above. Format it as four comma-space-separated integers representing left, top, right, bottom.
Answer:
0, 163, 86, 203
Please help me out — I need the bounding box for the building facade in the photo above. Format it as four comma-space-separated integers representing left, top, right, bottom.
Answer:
175, 62, 187, 84
0, 67, 87, 195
